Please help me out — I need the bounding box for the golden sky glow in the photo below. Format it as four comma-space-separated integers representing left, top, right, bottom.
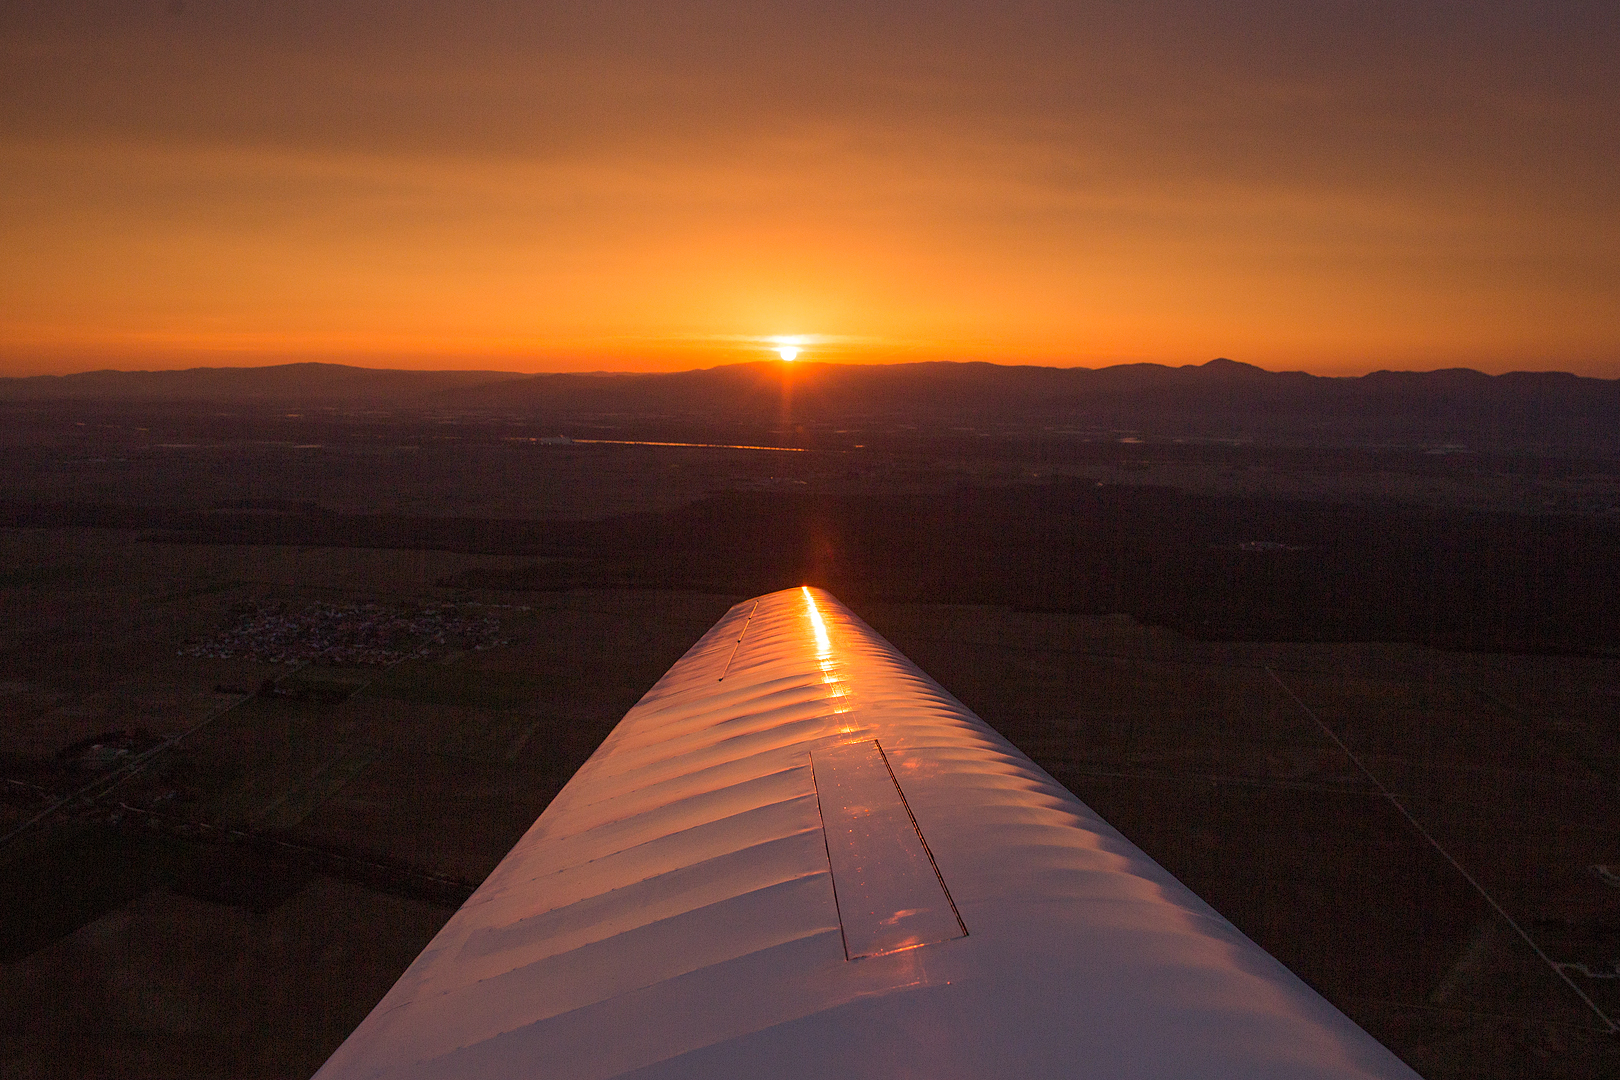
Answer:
2, 3, 1618, 376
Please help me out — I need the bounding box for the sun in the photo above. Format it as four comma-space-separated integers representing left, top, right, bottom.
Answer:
769, 335, 807, 362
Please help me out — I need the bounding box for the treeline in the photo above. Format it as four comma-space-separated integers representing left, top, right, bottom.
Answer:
7, 482, 1617, 656
450, 483, 1619, 656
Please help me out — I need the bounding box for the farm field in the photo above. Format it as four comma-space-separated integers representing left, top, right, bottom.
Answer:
1, 530, 1616, 1078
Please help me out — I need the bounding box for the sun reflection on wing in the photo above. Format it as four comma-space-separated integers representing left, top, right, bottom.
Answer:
804, 585, 832, 655
803, 586, 855, 732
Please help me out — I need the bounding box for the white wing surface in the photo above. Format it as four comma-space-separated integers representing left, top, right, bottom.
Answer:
315, 587, 1420, 1079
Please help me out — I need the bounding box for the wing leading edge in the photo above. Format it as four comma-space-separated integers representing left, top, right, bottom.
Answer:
315, 587, 1420, 1080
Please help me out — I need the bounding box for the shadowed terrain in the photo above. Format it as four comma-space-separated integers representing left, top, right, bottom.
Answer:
2, 363, 1618, 1078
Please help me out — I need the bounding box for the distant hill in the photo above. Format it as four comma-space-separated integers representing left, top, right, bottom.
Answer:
0, 362, 528, 405
5, 358, 1619, 451
443, 359, 1620, 451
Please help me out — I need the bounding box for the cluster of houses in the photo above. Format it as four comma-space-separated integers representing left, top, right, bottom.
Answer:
180, 601, 508, 665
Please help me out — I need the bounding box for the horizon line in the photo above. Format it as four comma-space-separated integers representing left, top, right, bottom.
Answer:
3, 356, 1615, 382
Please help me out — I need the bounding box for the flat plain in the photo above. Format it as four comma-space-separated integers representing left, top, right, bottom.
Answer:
2, 402, 1618, 1079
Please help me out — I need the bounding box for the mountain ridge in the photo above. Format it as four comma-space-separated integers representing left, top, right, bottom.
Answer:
5, 358, 1618, 452
7, 356, 1618, 399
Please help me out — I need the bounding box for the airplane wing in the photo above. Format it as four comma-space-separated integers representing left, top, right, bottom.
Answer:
314, 586, 1419, 1079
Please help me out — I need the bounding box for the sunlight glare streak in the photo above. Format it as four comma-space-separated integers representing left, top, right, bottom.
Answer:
803, 586, 856, 732
804, 585, 831, 656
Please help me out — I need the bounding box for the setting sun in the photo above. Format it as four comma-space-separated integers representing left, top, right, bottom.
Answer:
770, 336, 806, 362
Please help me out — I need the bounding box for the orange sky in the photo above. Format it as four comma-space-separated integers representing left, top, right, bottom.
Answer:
3, 2, 1618, 377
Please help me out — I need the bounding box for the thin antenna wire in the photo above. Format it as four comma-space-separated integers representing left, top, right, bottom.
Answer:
1267, 667, 1617, 1034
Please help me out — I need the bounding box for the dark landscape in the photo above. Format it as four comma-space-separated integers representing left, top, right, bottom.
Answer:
2, 361, 1619, 1078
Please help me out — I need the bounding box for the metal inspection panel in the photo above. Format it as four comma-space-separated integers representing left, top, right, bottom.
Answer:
811, 739, 966, 959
